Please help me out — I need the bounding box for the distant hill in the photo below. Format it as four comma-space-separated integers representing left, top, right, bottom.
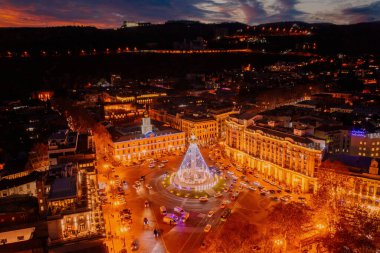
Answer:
0, 21, 379, 54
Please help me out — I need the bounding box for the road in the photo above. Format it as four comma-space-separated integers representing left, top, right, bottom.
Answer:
99, 145, 301, 253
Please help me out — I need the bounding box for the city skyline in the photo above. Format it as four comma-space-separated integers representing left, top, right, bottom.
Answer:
0, 0, 380, 28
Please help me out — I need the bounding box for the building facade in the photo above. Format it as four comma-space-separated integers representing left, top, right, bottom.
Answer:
181, 116, 218, 146
349, 130, 380, 158
150, 108, 222, 145
110, 116, 186, 162
225, 116, 324, 193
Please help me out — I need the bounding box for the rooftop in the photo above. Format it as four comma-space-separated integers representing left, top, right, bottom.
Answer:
109, 121, 183, 143
247, 125, 320, 147
48, 176, 77, 201
0, 171, 44, 191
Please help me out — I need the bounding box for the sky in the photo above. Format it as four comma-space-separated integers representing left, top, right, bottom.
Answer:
0, 0, 379, 28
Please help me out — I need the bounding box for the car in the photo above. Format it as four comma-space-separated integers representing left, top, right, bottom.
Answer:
161, 159, 168, 163
207, 210, 215, 217
132, 184, 140, 190
149, 164, 155, 168
220, 203, 226, 209
144, 200, 149, 207
158, 163, 165, 168
248, 186, 256, 191
214, 192, 223, 198
269, 190, 276, 194
199, 196, 208, 202
174, 206, 185, 214
145, 184, 153, 190
220, 208, 232, 221
258, 185, 265, 190
204, 224, 212, 233
139, 176, 145, 181
160, 206, 167, 215
253, 181, 260, 186
135, 181, 141, 186
280, 196, 289, 202
271, 196, 279, 202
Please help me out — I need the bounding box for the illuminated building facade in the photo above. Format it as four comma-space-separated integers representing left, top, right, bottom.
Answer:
181, 116, 218, 145
103, 103, 141, 121
225, 116, 324, 193
115, 92, 167, 105
349, 130, 380, 158
110, 115, 186, 162
321, 156, 380, 207
150, 109, 222, 145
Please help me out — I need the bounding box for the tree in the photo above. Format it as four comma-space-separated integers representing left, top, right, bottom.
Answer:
203, 220, 259, 253
266, 202, 312, 251
313, 167, 380, 252
25, 143, 48, 171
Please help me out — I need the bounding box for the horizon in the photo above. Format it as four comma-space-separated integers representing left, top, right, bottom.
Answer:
0, 19, 380, 30
1, 0, 380, 28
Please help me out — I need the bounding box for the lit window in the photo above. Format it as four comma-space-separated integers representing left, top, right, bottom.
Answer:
358, 153, 362, 156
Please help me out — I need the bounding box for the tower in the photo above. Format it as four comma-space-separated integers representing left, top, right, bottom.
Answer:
141, 113, 153, 135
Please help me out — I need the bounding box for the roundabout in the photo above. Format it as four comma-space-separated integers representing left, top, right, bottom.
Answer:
159, 134, 225, 199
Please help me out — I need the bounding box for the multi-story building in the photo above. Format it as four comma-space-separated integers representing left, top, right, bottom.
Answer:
150, 107, 234, 144
0, 171, 47, 214
225, 115, 325, 193
209, 107, 239, 139
103, 103, 138, 121
46, 163, 103, 243
314, 126, 350, 154
48, 130, 96, 167
109, 115, 186, 162
349, 130, 380, 158
321, 154, 380, 206
181, 115, 218, 145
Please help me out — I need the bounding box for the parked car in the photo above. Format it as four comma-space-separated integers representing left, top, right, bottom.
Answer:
199, 196, 208, 202
204, 224, 212, 233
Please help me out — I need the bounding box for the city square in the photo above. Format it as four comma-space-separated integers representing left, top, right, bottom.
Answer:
0, 3, 380, 252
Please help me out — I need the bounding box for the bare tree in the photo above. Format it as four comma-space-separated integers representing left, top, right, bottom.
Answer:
266, 202, 312, 251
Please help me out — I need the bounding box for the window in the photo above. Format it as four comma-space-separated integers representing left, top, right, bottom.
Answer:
17, 236, 24, 241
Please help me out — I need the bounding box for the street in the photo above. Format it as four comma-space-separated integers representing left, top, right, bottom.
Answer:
99, 146, 310, 253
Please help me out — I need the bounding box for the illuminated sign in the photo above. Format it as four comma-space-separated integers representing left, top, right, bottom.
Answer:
351, 130, 366, 137
144, 131, 156, 138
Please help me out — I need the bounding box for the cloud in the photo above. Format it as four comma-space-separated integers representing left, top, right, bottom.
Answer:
342, 0, 380, 23
0, 0, 379, 28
